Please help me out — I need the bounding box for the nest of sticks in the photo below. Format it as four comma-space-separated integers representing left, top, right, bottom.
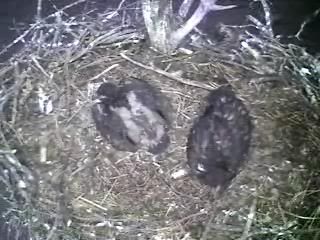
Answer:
0, 1, 319, 239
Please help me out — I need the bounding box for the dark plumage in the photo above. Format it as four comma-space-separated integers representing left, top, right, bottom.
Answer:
91, 78, 172, 154
187, 86, 253, 188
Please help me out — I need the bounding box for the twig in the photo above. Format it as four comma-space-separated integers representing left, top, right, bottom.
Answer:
77, 196, 109, 212
105, 0, 127, 20
258, 0, 274, 37
238, 198, 257, 240
88, 64, 120, 81
31, 55, 50, 78
120, 52, 216, 90
0, 0, 87, 57
36, 0, 43, 22
200, 205, 218, 240
175, 211, 208, 225
45, 215, 59, 240
295, 7, 320, 40
69, 27, 138, 63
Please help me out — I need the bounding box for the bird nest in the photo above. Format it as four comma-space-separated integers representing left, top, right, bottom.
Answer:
0, 1, 320, 239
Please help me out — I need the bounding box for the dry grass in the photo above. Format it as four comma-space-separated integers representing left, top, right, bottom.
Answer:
0, 1, 319, 239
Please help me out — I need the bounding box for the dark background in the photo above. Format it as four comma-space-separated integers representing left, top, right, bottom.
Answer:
0, 0, 319, 61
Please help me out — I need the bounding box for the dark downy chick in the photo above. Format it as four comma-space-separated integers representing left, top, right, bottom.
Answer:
187, 86, 253, 188
91, 78, 172, 154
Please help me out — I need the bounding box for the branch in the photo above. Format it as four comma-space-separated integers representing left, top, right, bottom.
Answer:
295, 7, 320, 40
171, 2, 208, 47
179, 0, 195, 18
172, 0, 236, 49
200, 0, 236, 11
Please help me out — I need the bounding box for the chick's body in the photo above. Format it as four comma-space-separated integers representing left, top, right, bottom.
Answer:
187, 86, 253, 188
92, 78, 171, 154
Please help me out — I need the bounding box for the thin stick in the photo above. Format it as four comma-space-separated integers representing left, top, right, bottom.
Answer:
78, 196, 109, 212
88, 64, 120, 81
295, 7, 320, 39
200, 205, 218, 240
0, 0, 87, 57
239, 198, 257, 240
36, 0, 43, 22
120, 52, 216, 90
259, 0, 273, 37
106, 0, 127, 20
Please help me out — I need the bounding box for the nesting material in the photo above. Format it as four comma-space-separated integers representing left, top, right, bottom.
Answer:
0, 217, 31, 240
91, 78, 172, 154
187, 86, 253, 188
